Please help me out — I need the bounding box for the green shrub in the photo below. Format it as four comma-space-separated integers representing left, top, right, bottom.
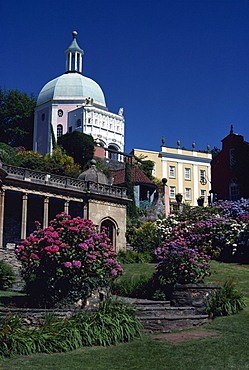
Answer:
0, 300, 142, 358
117, 250, 151, 264
128, 222, 161, 253
207, 280, 246, 318
0, 260, 16, 290
112, 274, 166, 301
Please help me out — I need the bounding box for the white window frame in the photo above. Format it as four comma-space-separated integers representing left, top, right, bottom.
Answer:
200, 189, 206, 201
185, 188, 191, 200
185, 168, 191, 180
200, 169, 206, 182
169, 186, 176, 199
169, 166, 175, 178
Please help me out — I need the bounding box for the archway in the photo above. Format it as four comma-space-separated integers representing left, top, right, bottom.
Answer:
100, 218, 117, 248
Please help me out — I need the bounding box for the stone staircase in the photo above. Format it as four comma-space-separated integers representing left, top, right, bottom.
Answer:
116, 297, 209, 333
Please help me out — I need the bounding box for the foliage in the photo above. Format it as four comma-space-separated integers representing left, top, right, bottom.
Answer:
0, 142, 17, 163
0, 300, 141, 358
94, 157, 113, 179
1, 145, 82, 178
43, 147, 82, 177
15, 213, 123, 307
128, 221, 161, 253
112, 274, 153, 299
207, 280, 246, 318
117, 250, 152, 264
125, 162, 138, 219
0, 261, 16, 290
58, 131, 94, 168
0, 87, 36, 149
154, 242, 212, 285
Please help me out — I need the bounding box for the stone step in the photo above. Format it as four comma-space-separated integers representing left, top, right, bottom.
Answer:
135, 306, 196, 317
115, 296, 171, 307
139, 314, 210, 333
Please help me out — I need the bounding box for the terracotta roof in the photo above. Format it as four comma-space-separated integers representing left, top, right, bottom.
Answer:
112, 166, 156, 186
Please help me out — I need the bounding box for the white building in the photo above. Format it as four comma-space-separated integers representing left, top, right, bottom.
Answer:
33, 31, 125, 155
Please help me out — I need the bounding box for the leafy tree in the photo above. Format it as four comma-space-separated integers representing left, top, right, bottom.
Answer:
134, 154, 154, 180
0, 87, 36, 149
125, 162, 138, 219
43, 147, 82, 177
58, 131, 94, 168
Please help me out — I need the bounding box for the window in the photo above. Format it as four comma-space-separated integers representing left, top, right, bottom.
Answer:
185, 188, 191, 200
229, 178, 240, 201
200, 169, 206, 183
169, 166, 175, 178
230, 148, 236, 168
41, 113, 45, 121
57, 124, 63, 138
169, 186, 176, 199
108, 145, 118, 160
185, 168, 191, 180
200, 189, 206, 201
76, 119, 81, 128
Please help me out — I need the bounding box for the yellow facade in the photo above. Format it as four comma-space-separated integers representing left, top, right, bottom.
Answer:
132, 146, 212, 207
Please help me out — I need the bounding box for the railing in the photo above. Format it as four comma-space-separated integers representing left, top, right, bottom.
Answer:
2, 164, 128, 199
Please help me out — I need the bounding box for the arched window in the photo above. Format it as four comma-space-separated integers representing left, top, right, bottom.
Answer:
108, 145, 119, 161
57, 124, 63, 138
76, 119, 82, 128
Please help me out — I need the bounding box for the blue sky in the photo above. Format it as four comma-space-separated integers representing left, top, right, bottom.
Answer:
1, 0, 249, 153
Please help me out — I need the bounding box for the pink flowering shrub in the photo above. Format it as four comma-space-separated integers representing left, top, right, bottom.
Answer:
15, 213, 123, 307
154, 242, 211, 285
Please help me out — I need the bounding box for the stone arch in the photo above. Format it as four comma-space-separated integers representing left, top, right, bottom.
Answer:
100, 217, 118, 249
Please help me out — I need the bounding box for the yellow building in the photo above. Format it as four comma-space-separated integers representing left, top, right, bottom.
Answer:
132, 144, 212, 207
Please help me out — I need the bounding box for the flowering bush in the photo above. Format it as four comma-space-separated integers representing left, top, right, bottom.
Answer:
15, 213, 123, 307
154, 212, 247, 260
154, 242, 211, 285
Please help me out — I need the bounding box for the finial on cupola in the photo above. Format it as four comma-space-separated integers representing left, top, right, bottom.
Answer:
162, 136, 165, 145
177, 139, 181, 148
72, 31, 78, 38
230, 125, 234, 134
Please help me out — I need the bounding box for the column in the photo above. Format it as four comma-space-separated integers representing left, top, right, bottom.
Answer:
0, 190, 5, 248
43, 197, 49, 229
64, 200, 69, 214
21, 193, 28, 240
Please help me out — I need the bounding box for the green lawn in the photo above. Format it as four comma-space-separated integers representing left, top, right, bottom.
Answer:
1, 261, 249, 370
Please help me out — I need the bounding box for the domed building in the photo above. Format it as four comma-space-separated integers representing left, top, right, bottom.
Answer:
33, 31, 125, 156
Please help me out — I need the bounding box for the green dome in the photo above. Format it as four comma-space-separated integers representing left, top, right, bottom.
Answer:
37, 73, 106, 106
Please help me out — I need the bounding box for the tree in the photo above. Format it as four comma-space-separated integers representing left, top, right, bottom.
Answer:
0, 87, 36, 149
134, 154, 154, 180
58, 131, 94, 168
125, 162, 138, 219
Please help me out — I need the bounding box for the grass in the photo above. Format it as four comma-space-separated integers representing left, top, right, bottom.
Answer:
0, 261, 249, 369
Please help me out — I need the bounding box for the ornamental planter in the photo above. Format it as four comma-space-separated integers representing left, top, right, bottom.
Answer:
169, 283, 221, 314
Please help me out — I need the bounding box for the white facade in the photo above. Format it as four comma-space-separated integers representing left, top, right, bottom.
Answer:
33, 31, 125, 155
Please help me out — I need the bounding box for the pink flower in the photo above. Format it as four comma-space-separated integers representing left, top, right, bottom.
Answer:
64, 262, 72, 268
73, 260, 82, 268
30, 253, 39, 259
111, 269, 118, 276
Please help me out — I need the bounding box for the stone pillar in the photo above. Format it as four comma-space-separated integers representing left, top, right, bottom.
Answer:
0, 190, 5, 248
164, 185, 170, 217
43, 197, 49, 228
21, 193, 28, 240
64, 200, 69, 214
